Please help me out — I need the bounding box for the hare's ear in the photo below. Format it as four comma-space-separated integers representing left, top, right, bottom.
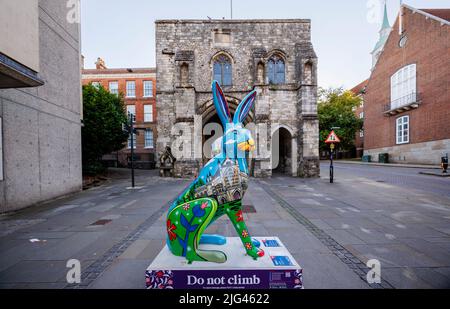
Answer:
233, 90, 256, 124
212, 80, 231, 125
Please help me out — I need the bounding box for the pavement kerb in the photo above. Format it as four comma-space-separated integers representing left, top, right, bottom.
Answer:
327, 160, 441, 170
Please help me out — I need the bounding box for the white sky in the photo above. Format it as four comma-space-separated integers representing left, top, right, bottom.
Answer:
81, 0, 449, 89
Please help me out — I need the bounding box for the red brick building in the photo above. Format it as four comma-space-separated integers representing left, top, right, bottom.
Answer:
364, 5, 450, 165
350, 80, 368, 158
82, 58, 157, 168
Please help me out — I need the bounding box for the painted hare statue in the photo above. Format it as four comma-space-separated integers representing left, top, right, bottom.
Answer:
166, 81, 265, 264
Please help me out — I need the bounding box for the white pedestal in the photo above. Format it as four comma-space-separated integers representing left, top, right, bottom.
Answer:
145, 237, 303, 289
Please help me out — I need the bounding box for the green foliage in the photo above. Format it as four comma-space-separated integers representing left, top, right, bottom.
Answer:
82, 84, 128, 174
318, 87, 363, 152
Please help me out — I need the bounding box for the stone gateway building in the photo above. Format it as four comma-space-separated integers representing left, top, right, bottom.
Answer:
155, 19, 319, 178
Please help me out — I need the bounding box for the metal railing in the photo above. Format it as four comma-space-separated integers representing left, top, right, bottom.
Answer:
384, 92, 420, 112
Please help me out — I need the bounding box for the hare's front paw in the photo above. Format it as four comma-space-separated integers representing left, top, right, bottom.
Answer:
247, 247, 265, 260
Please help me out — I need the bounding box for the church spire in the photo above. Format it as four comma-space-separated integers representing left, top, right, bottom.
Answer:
371, 0, 392, 69
381, 0, 391, 31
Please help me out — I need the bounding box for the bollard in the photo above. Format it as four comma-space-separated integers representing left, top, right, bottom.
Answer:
442, 155, 448, 174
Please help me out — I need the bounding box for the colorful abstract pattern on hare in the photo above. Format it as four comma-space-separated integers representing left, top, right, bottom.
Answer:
166, 81, 264, 263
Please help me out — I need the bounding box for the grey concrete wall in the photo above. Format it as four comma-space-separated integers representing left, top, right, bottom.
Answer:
0, 0, 82, 212
0, 0, 40, 72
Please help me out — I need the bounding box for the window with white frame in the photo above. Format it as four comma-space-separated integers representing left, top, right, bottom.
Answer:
396, 116, 409, 144
360, 130, 364, 138
145, 129, 154, 149
126, 81, 136, 97
92, 82, 101, 89
109, 81, 118, 95
144, 105, 153, 122
391, 64, 416, 109
128, 133, 137, 149
126, 105, 136, 122
143, 81, 153, 97
0, 117, 3, 181
359, 112, 364, 119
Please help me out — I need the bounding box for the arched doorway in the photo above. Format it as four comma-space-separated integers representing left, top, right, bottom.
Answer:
272, 127, 293, 175
202, 112, 223, 164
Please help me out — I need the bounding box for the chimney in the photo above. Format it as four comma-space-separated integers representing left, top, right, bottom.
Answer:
81, 54, 85, 69
95, 57, 107, 70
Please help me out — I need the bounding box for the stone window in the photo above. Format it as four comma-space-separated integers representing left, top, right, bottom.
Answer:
396, 116, 409, 145
91, 81, 101, 89
304, 61, 313, 84
267, 55, 285, 85
180, 63, 189, 85
145, 129, 154, 149
213, 55, 232, 86
257, 62, 265, 84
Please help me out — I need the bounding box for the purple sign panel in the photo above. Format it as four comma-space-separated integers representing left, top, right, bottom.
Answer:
146, 269, 303, 289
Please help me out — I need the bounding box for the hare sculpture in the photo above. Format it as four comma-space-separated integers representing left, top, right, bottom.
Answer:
166, 81, 264, 264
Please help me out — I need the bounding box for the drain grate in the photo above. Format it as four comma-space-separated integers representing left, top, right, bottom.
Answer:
90, 219, 112, 226
242, 204, 256, 213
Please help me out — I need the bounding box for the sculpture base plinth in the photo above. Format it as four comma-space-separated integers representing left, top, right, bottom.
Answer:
145, 237, 303, 289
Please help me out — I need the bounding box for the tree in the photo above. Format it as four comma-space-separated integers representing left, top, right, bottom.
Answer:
82, 84, 128, 174
318, 87, 363, 153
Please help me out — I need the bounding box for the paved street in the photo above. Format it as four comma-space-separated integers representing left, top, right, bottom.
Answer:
0, 164, 449, 289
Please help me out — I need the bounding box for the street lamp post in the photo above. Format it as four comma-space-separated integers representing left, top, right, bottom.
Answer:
126, 112, 147, 189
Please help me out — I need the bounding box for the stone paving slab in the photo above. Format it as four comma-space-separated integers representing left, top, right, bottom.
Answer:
0, 260, 67, 283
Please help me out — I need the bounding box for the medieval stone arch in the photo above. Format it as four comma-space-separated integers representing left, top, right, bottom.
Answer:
271, 124, 298, 176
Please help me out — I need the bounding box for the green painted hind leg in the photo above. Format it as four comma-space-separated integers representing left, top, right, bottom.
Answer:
166, 198, 227, 264
225, 201, 264, 260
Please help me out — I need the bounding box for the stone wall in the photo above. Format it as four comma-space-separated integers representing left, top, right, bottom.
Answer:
364, 139, 450, 165
156, 19, 320, 178
0, 0, 82, 212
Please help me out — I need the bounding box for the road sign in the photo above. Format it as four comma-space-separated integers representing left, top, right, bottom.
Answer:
325, 130, 341, 144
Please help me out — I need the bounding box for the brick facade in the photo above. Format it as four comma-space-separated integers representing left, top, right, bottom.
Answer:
155, 19, 320, 178
82, 62, 157, 168
364, 6, 450, 164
